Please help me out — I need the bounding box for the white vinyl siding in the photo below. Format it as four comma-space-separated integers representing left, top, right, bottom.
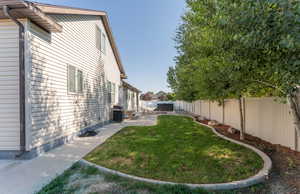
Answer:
123, 88, 138, 112
0, 21, 20, 150
27, 15, 120, 149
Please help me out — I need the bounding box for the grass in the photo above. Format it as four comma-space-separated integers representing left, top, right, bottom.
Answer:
85, 115, 263, 184
36, 162, 209, 194
37, 162, 267, 194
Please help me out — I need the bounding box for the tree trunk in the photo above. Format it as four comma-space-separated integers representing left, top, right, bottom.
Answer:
238, 97, 245, 140
287, 93, 300, 137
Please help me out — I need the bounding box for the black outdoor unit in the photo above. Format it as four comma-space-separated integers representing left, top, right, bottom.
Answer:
156, 103, 174, 111
113, 106, 124, 122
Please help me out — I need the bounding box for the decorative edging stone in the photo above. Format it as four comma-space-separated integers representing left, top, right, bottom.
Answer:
80, 114, 272, 191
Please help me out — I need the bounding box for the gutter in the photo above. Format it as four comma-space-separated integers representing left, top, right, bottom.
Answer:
3, 6, 26, 154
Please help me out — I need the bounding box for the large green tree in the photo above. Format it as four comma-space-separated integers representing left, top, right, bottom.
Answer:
231, 0, 300, 136
168, 0, 250, 139
168, 0, 300, 138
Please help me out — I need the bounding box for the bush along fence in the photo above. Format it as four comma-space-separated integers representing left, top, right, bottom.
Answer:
175, 97, 300, 152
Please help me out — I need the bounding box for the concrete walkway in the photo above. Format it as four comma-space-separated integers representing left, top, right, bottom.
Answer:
0, 115, 157, 194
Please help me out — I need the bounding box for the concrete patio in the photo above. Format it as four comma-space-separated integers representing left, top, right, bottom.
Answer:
0, 115, 157, 194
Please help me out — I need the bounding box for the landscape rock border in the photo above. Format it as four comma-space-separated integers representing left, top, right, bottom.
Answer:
80, 114, 272, 191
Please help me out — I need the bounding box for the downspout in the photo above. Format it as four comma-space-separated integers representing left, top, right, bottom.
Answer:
3, 6, 26, 153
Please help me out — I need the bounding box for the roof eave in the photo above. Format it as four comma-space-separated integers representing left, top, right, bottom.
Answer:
123, 81, 141, 93
0, 0, 62, 32
25, 1, 62, 32
33, 2, 107, 16
101, 15, 126, 77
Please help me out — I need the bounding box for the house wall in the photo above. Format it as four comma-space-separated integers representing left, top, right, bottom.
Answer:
123, 88, 138, 111
27, 14, 121, 150
0, 20, 21, 151
175, 98, 300, 152
99, 21, 121, 104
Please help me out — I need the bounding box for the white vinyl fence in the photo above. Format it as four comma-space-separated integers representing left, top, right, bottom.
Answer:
175, 98, 300, 152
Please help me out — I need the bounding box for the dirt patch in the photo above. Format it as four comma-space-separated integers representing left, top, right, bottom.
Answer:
197, 118, 300, 194
67, 173, 116, 194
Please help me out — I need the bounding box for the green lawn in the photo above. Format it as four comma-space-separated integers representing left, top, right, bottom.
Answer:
85, 115, 263, 184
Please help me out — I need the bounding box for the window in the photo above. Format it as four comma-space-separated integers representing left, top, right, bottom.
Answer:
111, 83, 116, 104
96, 26, 101, 51
107, 81, 116, 104
127, 90, 131, 100
77, 70, 83, 93
101, 32, 106, 54
95, 25, 106, 55
68, 65, 84, 94
107, 81, 112, 103
68, 65, 76, 93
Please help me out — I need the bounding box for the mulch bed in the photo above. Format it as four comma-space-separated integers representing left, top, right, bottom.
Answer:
196, 117, 300, 194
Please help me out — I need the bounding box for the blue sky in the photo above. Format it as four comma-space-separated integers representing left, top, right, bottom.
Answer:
35, 0, 186, 93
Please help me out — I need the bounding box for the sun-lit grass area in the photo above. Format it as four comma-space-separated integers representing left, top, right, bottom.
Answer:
85, 115, 263, 184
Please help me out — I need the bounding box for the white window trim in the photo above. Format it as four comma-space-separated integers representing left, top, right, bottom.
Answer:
107, 81, 117, 105
67, 65, 84, 95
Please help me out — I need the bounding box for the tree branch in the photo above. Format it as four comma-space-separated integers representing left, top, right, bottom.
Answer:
250, 79, 286, 95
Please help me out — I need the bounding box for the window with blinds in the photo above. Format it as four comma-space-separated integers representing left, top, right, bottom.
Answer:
107, 81, 116, 104
68, 65, 84, 94
96, 26, 101, 51
101, 33, 106, 54
107, 81, 112, 103
112, 83, 116, 104
68, 65, 76, 93
77, 70, 83, 93
96, 25, 106, 55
